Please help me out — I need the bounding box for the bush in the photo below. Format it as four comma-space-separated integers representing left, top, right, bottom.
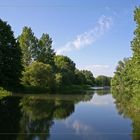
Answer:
22, 61, 55, 90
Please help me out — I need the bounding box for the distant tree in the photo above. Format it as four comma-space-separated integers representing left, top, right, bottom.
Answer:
22, 62, 54, 89
81, 70, 95, 86
95, 75, 111, 86
0, 19, 22, 89
54, 55, 76, 85
74, 69, 86, 85
18, 26, 38, 67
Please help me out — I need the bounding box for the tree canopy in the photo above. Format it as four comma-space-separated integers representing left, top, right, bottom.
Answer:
95, 75, 111, 86
111, 7, 140, 114
54, 55, 76, 85
22, 61, 54, 89
18, 26, 38, 67
0, 19, 22, 89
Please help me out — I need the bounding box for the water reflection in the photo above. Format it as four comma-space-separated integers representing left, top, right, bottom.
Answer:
64, 119, 92, 135
0, 92, 93, 140
0, 96, 21, 140
0, 90, 139, 140
113, 90, 140, 140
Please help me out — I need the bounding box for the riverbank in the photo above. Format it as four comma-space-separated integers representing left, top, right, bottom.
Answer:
0, 85, 93, 95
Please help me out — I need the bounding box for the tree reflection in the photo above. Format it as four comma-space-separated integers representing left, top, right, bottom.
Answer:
112, 90, 140, 140
95, 89, 110, 95
0, 96, 21, 140
0, 92, 93, 140
18, 93, 93, 140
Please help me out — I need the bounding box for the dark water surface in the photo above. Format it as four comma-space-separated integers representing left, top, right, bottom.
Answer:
0, 90, 139, 140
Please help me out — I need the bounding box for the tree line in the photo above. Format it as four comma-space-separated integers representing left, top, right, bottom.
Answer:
111, 7, 140, 112
0, 19, 111, 92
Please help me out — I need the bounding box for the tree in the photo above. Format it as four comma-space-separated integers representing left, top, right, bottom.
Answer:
131, 7, 140, 92
0, 19, 22, 89
54, 55, 76, 85
95, 75, 111, 86
74, 69, 86, 85
18, 28, 56, 69
38, 33, 55, 67
112, 7, 140, 94
75, 69, 95, 86
81, 70, 95, 86
18, 26, 38, 67
22, 61, 54, 89
111, 58, 133, 92
55, 73, 62, 88
111, 7, 140, 120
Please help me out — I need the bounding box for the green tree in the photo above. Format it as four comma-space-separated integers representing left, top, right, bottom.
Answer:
38, 33, 55, 67
22, 61, 54, 89
0, 19, 22, 89
81, 70, 95, 86
111, 58, 133, 93
55, 73, 62, 88
75, 69, 86, 85
19, 28, 55, 69
54, 55, 76, 85
112, 7, 140, 95
95, 75, 111, 86
18, 26, 38, 67
112, 7, 140, 127
74, 70, 95, 86
131, 7, 140, 93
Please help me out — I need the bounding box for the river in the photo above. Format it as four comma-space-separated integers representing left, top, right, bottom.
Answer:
0, 89, 139, 140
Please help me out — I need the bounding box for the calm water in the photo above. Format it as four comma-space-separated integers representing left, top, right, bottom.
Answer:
0, 90, 139, 140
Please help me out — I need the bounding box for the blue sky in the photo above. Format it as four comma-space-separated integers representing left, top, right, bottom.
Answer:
0, 0, 139, 77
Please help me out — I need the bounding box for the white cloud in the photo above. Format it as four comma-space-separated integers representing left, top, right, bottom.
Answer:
78, 64, 114, 77
84, 64, 109, 69
56, 16, 112, 54
64, 119, 91, 135
87, 93, 114, 106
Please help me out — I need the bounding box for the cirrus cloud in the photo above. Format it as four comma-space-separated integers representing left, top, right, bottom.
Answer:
56, 15, 112, 54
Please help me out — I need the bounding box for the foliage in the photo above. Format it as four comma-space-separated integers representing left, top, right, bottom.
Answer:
81, 70, 95, 85
0, 19, 22, 89
54, 55, 76, 85
95, 75, 111, 86
112, 7, 140, 120
18, 26, 38, 67
55, 73, 63, 88
0, 87, 12, 99
37, 33, 55, 67
22, 61, 55, 90
18, 28, 55, 68
75, 69, 86, 84
75, 70, 96, 86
